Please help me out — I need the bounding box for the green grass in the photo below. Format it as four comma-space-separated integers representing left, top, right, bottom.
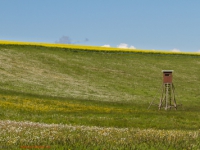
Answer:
0, 44, 200, 149
0, 90, 199, 130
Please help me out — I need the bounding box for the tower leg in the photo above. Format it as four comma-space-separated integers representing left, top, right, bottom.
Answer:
169, 84, 172, 110
159, 84, 165, 110
165, 84, 169, 110
172, 84, 177, 110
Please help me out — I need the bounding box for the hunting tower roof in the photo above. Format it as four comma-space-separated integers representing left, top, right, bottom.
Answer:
162, 70, 174, 73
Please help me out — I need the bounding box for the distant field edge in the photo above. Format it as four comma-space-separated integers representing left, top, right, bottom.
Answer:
0, 40, 200, 56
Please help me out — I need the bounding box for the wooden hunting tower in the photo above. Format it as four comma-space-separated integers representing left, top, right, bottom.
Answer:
159, 70, 177, 110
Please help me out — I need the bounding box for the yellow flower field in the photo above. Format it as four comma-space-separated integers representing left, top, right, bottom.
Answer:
0, 94, 128, 114
0, 40, 200, 56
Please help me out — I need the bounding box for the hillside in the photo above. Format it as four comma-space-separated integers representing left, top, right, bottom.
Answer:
0, 44, 199, 104
0, 43, 200, 149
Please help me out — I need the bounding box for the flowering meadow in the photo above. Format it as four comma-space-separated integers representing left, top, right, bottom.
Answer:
1, 92, 200, 149
0, 120, 200, 149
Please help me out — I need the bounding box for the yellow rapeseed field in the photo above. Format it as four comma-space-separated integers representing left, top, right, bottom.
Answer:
0, 40, 200, 56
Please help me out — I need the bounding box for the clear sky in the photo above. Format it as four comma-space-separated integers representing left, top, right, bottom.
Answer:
1, 0, 200, 52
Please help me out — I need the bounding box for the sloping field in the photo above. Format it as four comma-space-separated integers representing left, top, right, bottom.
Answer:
0, 42, 199, 103
0, 41, 200, 149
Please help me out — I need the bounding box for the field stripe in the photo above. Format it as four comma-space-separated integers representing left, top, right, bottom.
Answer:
0, 40, 200, 56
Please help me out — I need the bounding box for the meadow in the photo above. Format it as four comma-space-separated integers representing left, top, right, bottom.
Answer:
0, 41, 200, 149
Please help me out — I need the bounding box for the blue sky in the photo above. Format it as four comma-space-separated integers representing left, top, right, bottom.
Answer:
1, 0, 200, 52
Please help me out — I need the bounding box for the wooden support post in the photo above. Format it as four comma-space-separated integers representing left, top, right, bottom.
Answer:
159, 84, 165, 110
172, 84, 177, 110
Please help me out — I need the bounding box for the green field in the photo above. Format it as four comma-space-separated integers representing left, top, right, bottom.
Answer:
0, 44, 200, 149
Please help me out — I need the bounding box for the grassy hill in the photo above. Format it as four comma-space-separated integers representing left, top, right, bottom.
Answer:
0, 43, 200, 149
